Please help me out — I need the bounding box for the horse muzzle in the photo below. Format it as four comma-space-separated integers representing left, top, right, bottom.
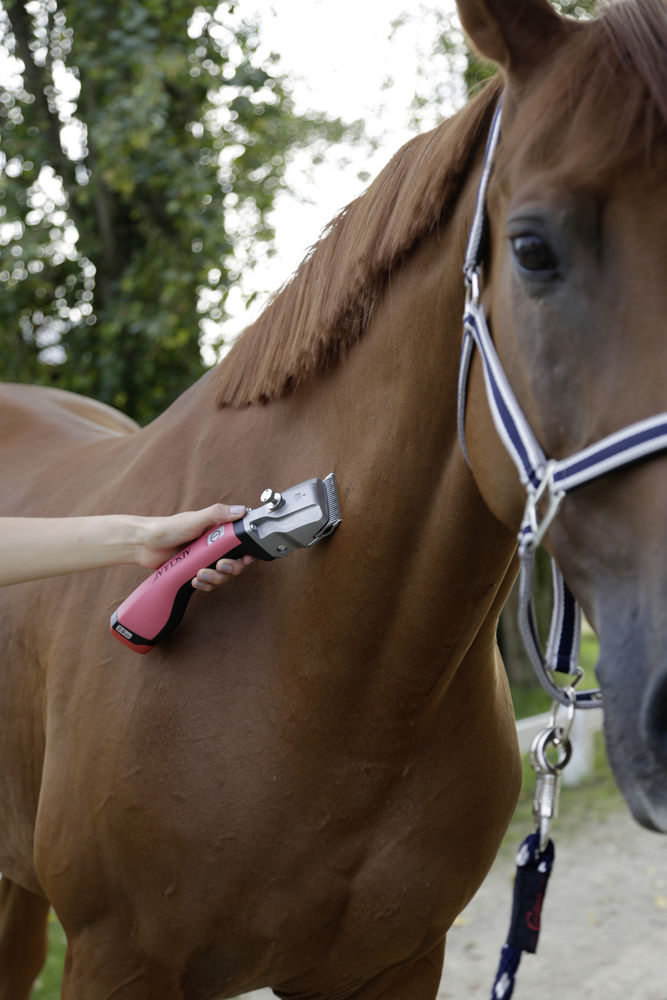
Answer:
597, 593, 667, 833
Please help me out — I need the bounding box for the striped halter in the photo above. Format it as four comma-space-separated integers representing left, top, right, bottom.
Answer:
457, 100, 667, 710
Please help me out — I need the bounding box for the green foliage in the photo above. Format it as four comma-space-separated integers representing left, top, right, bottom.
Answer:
0, 1, 348, 422
30, 910, 65, 999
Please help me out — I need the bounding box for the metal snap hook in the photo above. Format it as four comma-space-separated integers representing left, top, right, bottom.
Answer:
530, 723, 573, 852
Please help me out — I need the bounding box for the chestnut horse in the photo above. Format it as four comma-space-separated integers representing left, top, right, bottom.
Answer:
1, 0, 666, 997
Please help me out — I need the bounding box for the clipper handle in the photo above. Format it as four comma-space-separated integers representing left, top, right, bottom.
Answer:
110, 521, 250, 654
110, 473, 341, 654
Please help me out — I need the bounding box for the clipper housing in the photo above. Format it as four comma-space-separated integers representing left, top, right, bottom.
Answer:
110, 473, 342, 653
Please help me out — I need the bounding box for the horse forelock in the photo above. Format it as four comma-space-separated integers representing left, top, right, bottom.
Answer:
507, 0, 667, 184
602, 0, 667, 115
213, 78, 503, 408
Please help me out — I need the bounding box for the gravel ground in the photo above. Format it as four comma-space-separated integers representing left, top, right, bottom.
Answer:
238, 807, 667, 1000
439, 807, 667, 999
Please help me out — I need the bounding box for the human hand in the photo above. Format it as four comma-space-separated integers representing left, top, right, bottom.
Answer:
136, 504, 254, 589
191, 551, 256, 591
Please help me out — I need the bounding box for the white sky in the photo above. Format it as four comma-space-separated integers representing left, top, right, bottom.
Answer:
219, 0, 464, 345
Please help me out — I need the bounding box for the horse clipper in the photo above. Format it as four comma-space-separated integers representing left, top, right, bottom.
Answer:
110, 473, 342, 653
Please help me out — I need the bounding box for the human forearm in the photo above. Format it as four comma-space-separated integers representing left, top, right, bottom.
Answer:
0, 503, 248, 587
0, 515, 145, 586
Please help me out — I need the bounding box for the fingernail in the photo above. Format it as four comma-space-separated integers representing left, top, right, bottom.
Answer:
199, 571, 212, 583
218, 561, 234, 573
229, 505, 245, 516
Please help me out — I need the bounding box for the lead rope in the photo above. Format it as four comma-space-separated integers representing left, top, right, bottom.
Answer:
489, 703, 574, 1000
489, 834, 554, 1000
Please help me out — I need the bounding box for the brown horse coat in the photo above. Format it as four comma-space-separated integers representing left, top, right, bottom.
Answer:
0, 157, 521, 999
1, 0, 666, 996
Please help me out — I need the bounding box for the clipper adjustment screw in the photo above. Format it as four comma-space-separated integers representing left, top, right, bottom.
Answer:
260, 488, 284, 510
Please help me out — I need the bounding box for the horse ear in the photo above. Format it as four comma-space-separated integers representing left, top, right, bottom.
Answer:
456, 0, 569, 79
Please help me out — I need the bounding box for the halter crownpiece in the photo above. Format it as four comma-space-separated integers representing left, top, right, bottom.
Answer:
458, 98, 667, 710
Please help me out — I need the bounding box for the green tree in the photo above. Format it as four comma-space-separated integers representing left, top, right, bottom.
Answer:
0, 1, 349, 422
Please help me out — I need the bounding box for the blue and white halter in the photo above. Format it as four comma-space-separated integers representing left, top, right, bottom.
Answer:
458, 100, 667, 710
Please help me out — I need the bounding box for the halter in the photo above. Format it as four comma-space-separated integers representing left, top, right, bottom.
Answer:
458, 99, 667, 709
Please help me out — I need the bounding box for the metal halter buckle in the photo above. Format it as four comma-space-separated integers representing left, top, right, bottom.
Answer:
520, 462, 566, 555
464, 266, 481, 306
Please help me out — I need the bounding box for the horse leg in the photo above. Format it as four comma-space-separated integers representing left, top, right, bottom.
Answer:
274, 939, 446, 1000
0, 877, 50, 1000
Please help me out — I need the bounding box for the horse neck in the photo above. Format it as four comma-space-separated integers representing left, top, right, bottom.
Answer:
126, 172, 517, 701
311, 216, 517, 691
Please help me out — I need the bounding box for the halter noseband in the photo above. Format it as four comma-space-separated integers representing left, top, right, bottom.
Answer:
458, 99, 667, 710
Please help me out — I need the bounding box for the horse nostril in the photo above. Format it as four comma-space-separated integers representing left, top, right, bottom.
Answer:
641, 670, 667, 768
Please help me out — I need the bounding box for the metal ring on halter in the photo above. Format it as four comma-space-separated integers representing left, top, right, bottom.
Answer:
530, 724, 573, 775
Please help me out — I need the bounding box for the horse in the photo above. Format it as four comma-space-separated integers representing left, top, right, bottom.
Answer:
1, 0, 666, 996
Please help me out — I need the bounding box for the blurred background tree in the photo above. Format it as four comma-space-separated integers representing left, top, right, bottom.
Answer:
0, 0, 350, 422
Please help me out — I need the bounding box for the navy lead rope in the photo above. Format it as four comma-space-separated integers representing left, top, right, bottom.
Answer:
490, 833, 555, 1000
489, 710, 573, 1000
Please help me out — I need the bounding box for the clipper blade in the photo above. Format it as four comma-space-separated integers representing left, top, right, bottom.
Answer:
312, 472, 342, 542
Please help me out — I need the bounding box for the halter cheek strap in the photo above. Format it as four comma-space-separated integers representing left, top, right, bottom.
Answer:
458, 99, 667, 709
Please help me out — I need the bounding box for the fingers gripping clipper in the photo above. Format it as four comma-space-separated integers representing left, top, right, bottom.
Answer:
110, 473, 341, 654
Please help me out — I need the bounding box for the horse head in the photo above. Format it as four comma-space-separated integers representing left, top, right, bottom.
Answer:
457, 0, 667, 830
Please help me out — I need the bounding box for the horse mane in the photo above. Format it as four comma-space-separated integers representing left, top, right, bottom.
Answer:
213, 0, 667, 410
213, 77, 503, 408
515, 0, 667, 181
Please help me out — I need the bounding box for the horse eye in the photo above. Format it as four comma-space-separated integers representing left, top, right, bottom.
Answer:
510, 234, 558, 274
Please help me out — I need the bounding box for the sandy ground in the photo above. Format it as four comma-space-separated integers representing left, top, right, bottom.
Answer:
439, 807, 667, 999
238, 806, 667, 1000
